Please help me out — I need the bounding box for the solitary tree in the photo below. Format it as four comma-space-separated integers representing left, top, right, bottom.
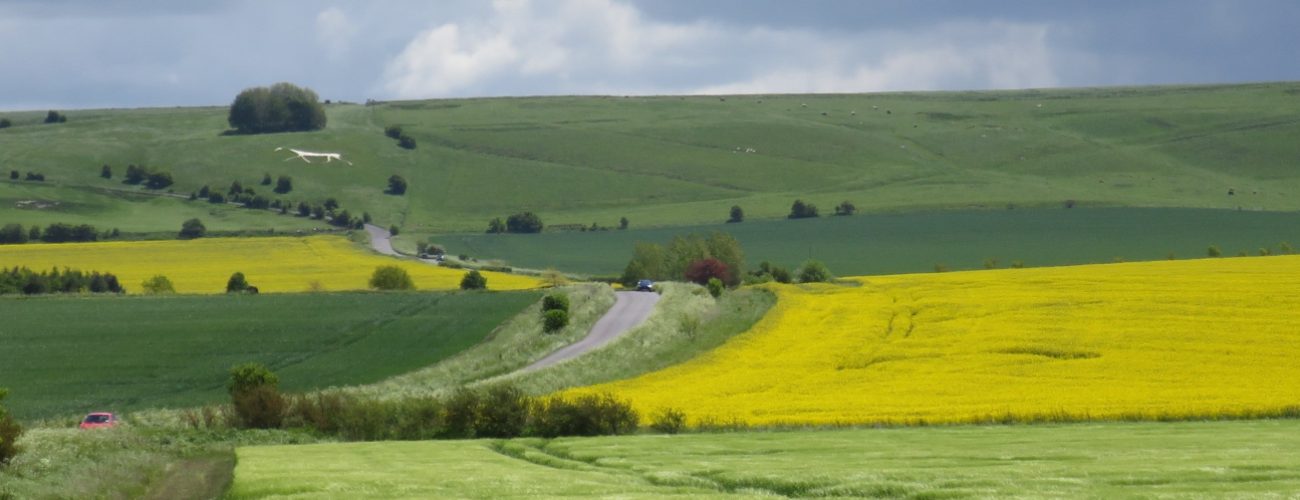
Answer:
226, 272, 250, 293
789, 199, 819, 219
387, 174, 407, 195
0, 118, 11, 129
273, 175, 293, 194
100, 165, 112, 179
619, 217, 629, 230
260, 173, 272, 185
834, 200, 857, 216
227, 363, 284, 429
141, 275, 176, 294
460, 270, 488, 290
797, 259, 832, 283
178, 218, 206, 239
369, 265, 415, 290
505, 212, 544, 233
727, 205, 744, 223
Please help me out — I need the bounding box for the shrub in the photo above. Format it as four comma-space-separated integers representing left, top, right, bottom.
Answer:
727, 205, 744, 223
441, 387, 481, 439
650, 407, 687, 434
540, 269, 570, 287
543, 309, 569, 332
0, 388, 20, 465
834, 200, 856, 216
226, 272, 250, 293
387, 174, 407, 195
1208, 245, 1222, 258
397, 134, 417, 150
0, 118, 10, 129
8, 170, 16, 180
198, 185, 210, 198
684, 258, 729, 286
207, 192, 226, 204
505, 212, 544, 233
486, 217, 506, 233
100, 164, 112, 179
706, 277, 724, 298
788, 199, 819, 219
529, 394, 638, 438
619, 216, 629, 230
384, 125, 403, 139
228, 362, 284, 429
178, 218, 206, 239
227, 82, 326, 134
44, 110, 66, 123
542, 293, 570, 313
274, 175, 293, 194
141, 275, 175, 294
477, 385, 530, 438
145, 171, 173, 189
124, 164, 147, 185
797, 259, 832, 283
460, 270, 487, 290
370, 265, 415, 290
261, 173, 272, 185
24, 172, 44, 181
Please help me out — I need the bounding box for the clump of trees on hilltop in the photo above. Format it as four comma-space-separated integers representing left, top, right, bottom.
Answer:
228, 82, 327, 134
620, 231, 745, 288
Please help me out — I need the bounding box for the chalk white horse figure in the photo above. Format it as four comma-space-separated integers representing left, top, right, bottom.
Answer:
274, 147, 353, 165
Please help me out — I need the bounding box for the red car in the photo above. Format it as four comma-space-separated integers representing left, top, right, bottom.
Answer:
79, 412, 118, 429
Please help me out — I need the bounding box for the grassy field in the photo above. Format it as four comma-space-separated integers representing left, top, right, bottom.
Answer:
439, 207, 1300, 276
228, 419, 1300, 498
2, 83, 1299, 236
569, 255, 1300, 426
0, 291, 539, 419
0, 235, 540, 294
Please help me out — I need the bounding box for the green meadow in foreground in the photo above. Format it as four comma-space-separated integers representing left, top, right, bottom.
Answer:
0, 291, 538, 420
440, 207, 1300, 276
2, 83, 1299, 235
228, 419, 1300, 498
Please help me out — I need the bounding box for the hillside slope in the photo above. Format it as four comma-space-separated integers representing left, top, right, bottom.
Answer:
1, 82, 1298, 234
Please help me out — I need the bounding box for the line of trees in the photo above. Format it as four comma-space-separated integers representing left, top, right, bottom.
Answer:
620, 231, 745, 288
0, 223, 101, 244
0, 266, 125, 295
487, 212, 544, 234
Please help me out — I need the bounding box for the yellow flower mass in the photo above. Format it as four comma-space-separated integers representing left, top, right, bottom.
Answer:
0, 236, 540, 293
572, 256, 1300, 426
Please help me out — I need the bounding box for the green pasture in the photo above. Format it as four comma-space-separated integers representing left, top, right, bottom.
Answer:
229, 419, 1300, 498
2, 83, 1299, 235
0, 291, 538, 420
439, 207, 1300, 276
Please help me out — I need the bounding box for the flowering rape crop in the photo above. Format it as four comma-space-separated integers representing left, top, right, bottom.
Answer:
0, 236, 540, 293
572, 256, 1300, 426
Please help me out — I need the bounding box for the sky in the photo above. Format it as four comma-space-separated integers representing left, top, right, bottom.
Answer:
0, 0, 1297, 110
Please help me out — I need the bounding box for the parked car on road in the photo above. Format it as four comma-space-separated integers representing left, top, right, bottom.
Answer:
79, 412, 118, 429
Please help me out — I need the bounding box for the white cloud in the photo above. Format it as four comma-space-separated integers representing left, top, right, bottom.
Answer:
380, 0, 1060, 99
315, 7, 357, 59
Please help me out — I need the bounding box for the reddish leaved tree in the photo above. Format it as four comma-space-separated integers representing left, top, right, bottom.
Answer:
684, 258, 729, 286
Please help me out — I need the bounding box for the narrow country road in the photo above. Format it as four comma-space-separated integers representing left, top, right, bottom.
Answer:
523, 291, 661, 372
364, 223, 399, 256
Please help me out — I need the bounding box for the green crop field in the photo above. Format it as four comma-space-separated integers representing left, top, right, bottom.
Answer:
229, 419, 1300, 498
440, 207, 1300, 276
2, 83, 1299, 240
0, 291, 538, 420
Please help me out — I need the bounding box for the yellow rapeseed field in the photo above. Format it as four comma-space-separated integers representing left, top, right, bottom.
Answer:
0, 236, 540, 293
571, 256, 1300, 426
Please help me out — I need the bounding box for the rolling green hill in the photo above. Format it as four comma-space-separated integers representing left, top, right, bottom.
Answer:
0, 291, 539, 420
2, 82, 1298, 240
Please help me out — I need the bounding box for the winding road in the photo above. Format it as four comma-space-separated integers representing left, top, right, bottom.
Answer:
364, 223, 399, 256
523, 291, 661, 372
364, 223, 658, 369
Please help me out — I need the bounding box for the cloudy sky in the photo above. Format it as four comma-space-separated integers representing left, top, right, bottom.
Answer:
0, 0, 1297, 110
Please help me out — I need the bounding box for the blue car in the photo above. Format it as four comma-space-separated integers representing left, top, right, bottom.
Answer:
636, 279, 655, 292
